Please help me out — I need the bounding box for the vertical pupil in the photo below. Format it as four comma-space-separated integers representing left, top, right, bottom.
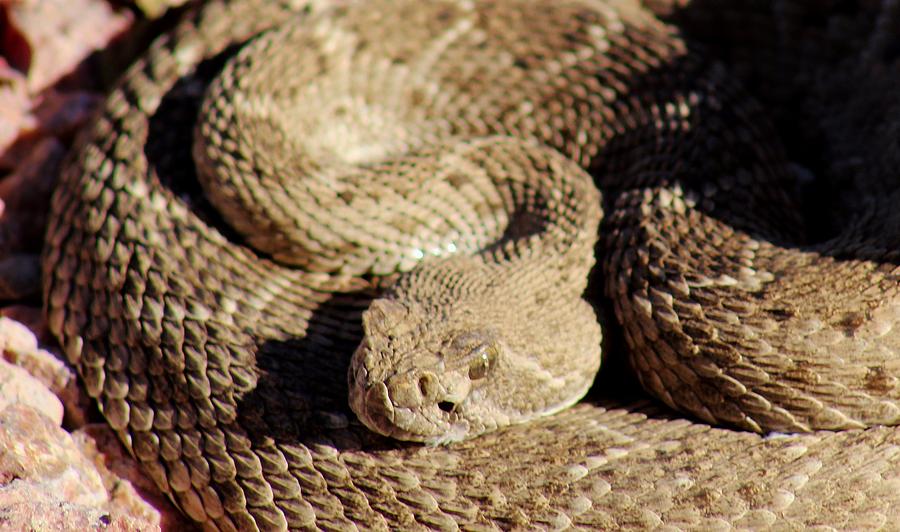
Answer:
468, 346, 494, 380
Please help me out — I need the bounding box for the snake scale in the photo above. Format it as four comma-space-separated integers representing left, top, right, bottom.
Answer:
41, 0, 900, 529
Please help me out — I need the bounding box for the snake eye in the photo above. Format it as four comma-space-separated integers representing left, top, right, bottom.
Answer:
467, 343, 499, 380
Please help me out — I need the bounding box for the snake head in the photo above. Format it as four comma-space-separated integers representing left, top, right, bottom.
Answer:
348, 291, 599, 445
348, 298, 497, 444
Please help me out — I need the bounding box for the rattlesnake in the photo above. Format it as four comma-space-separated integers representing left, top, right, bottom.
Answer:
42, 0, 900, 529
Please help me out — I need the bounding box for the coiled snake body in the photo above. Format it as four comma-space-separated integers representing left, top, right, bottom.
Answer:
42, 0, 900, 529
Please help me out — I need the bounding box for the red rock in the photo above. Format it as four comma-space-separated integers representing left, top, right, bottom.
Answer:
0, 136, 64, 256
32, 90, 102, 138
0, 315, 38, 356
0, 254, 40, 300
0, 359, 63, 425
0, 305, 50, 346
3, 0, 133, 93
0, 404, 105, 503
0, 501, 123, 531
0, 64, 33, 161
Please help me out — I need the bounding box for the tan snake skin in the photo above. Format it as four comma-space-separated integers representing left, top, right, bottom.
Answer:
42, 0, 900, 529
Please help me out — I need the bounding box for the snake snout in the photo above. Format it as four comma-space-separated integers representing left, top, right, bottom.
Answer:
349, 367, 471, 442
359, 382, 396, 435
386, 370, 443, 408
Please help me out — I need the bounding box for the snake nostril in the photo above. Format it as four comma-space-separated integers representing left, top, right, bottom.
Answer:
438, 401, 455, 413
418, 373, 437, 399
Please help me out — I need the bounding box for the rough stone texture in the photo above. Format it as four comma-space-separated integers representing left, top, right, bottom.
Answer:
0, 315, 38, 357
2, 0, 132, 94
0, 501, 149, 531
0, 404, 107, 510
0, 359, 63, 425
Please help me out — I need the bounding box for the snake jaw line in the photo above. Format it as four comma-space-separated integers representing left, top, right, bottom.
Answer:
349, 372, 474, 443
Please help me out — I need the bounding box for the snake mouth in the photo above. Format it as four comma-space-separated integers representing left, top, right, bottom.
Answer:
350, 380, 470, 444
348, 349, 472, 443
354, 382, 399, 436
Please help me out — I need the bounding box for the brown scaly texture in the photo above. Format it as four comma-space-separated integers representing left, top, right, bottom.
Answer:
42, 0, 900, 529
